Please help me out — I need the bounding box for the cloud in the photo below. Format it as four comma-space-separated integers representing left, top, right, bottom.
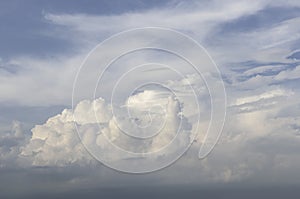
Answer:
20, 103, 94, 167
43, 0, 269, 45
1, 0, 300, 193
0, 121, 28, 168
20, 85, 194, 169
4, 59, 297, 183
275, 64, 300, 81
0, 0, 298, 107
0, 55, 82, 106
232, 88, 293, 107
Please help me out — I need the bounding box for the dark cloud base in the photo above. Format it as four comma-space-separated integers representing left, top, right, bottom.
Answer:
4, 186, 300, 199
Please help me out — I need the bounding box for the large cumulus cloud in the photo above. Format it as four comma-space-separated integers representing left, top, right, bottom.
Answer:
20, 86, 194, 168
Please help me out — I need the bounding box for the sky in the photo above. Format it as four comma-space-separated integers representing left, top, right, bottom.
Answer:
1, 0, 300, 198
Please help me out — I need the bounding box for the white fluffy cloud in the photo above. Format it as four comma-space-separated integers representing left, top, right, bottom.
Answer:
20, 85, 194, 169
